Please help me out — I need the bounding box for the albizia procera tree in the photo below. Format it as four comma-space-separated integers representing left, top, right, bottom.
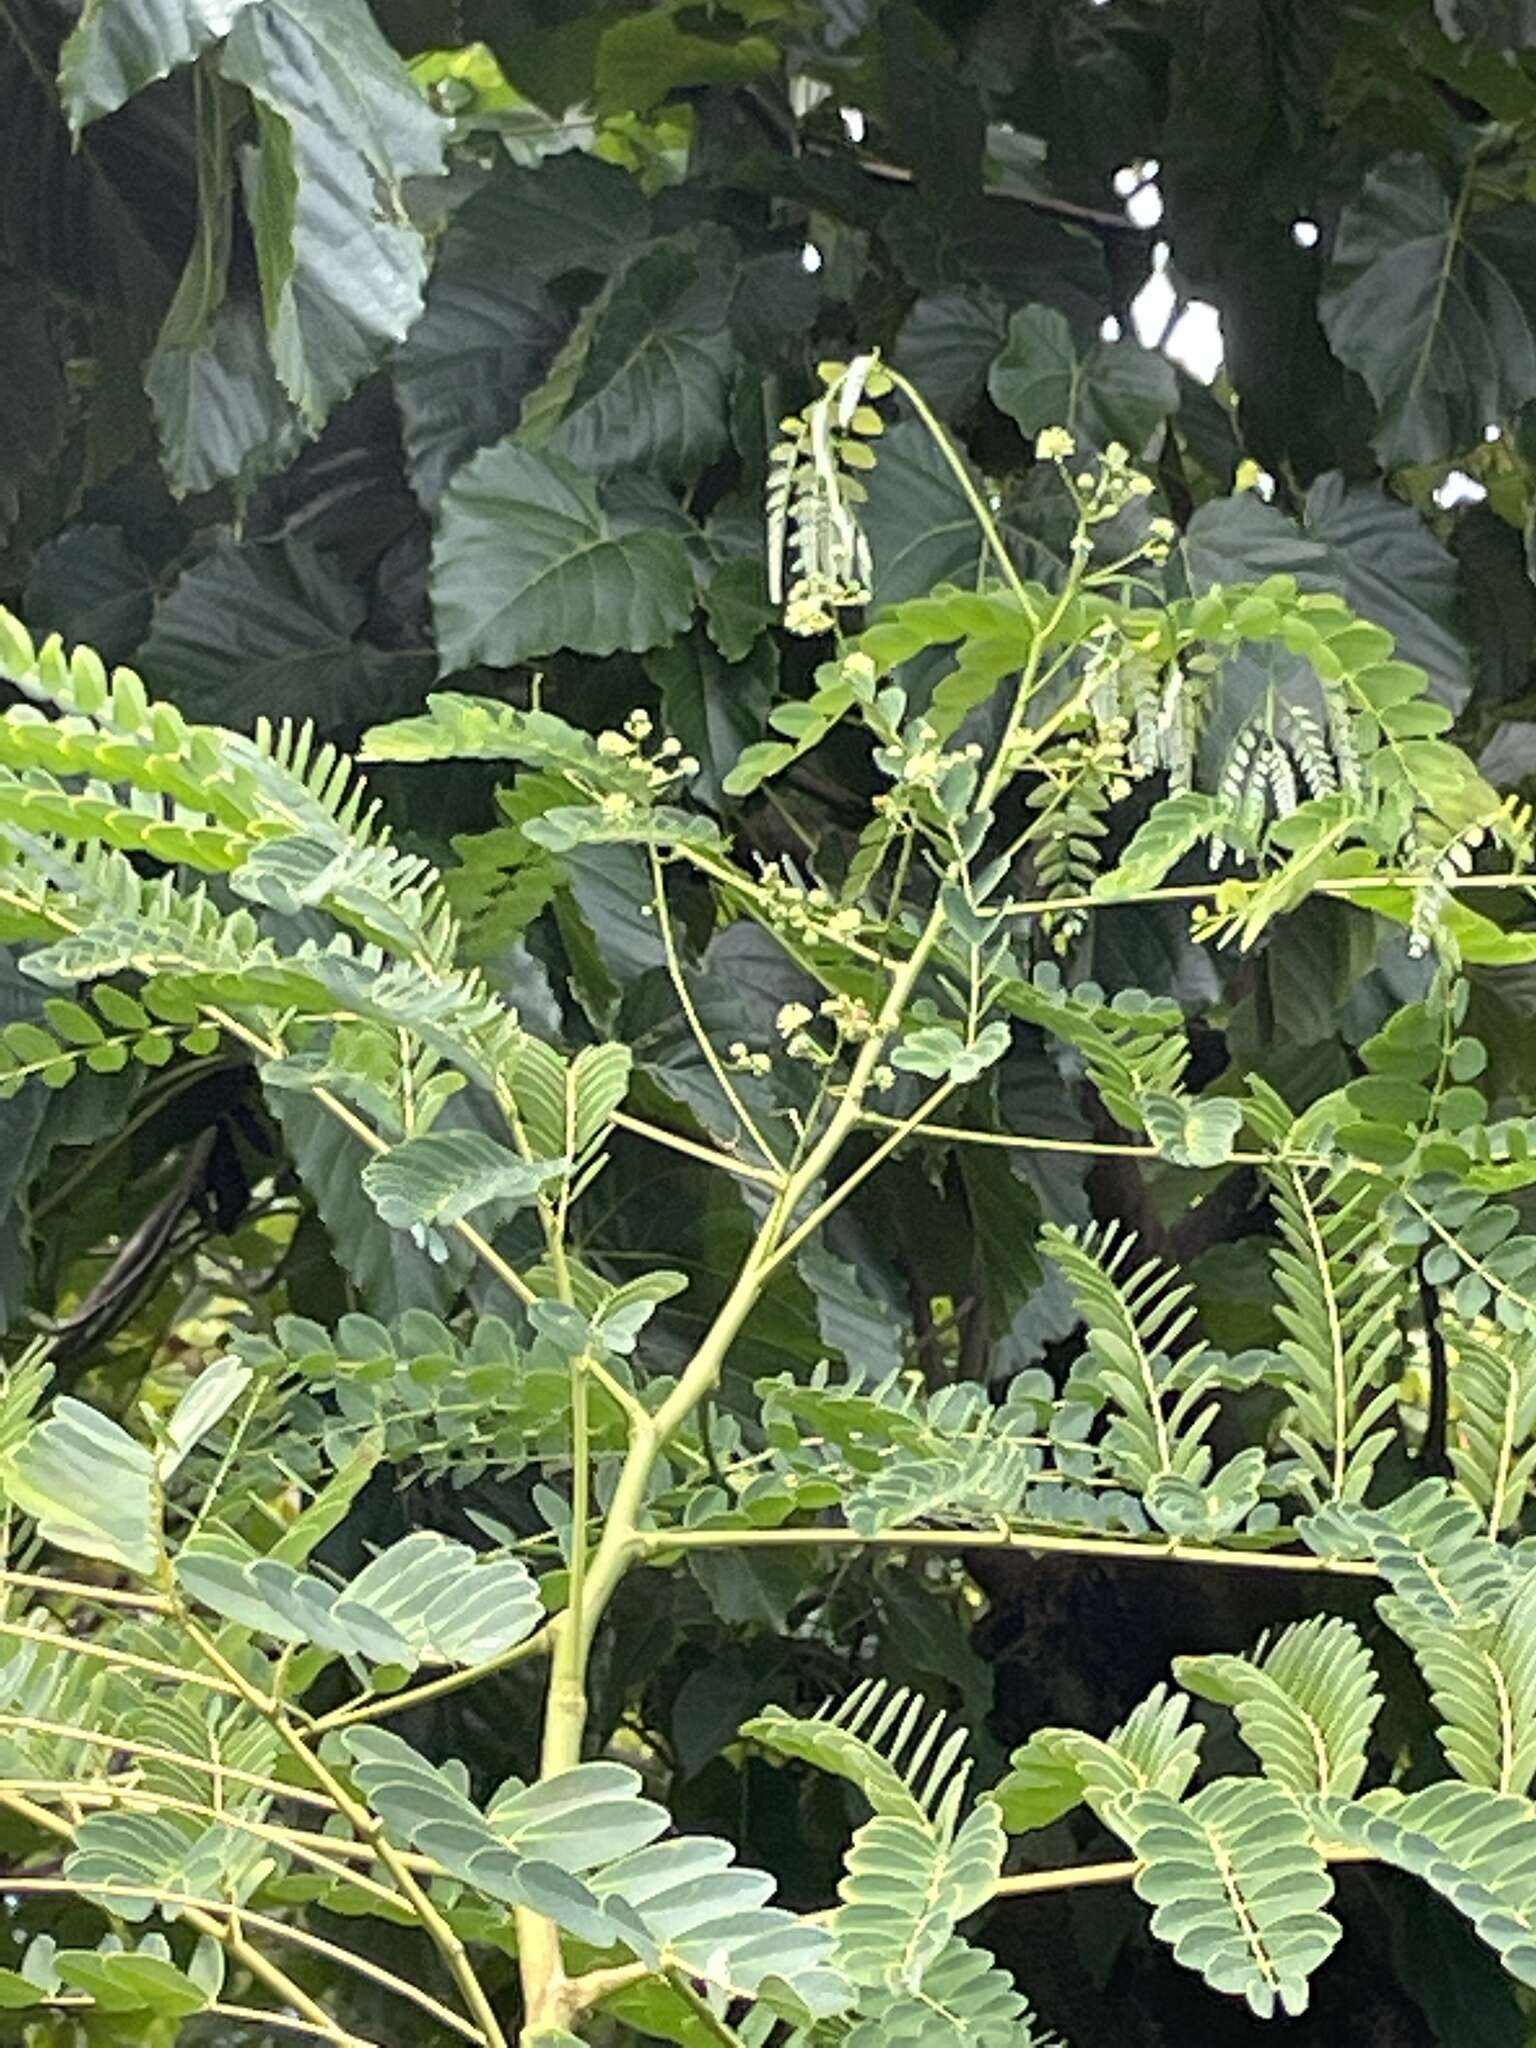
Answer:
5, 4, 1536, 2043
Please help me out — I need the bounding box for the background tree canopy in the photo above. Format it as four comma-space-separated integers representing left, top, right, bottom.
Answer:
7, 2, 1536, 2043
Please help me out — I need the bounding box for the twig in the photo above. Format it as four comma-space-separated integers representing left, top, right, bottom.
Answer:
632, 1522, 1381, 1578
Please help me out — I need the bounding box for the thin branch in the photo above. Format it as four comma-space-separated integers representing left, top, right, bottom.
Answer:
846, 147, 1148, 233
586, 1353, 652, 1433
610, 1108, 784, 1186
680, 847, 890, 971
767, 1076, 963, 1273
0, 1878, 452, 2044
211, 2006, 379, 2047
0, 1784, 71, 1839
1001, 869, 1536, 921
663, 1968, 749, 2045
185, 1904, 379, 2048
183, 1617, 511, 2048
633, 1522, 1381, 1578
0, 1792, 387, 2048
563, 1959, 655, 2016
1407, 1187, 1536, 1329
203, 1006, 540, 1309
993, 1859, 1140, 1899
0, 1713, 333, 1811
7, 1777, 411, 1914
991, 1843, 1377, 1904
0, 1568, 171, 1610
646, 847, 782, 1175
0, 1617, 251, 1702
307, 1621, 554, 1734
855, 1111, 1319, 1168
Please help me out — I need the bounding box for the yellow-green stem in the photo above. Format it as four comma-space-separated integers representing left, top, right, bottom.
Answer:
182, 1616, 511, 2048
631, 1522, 1381, 1577
517, 491, 1090, 2020
309, 1622, 552, 1733
9, 1884, 438, 2043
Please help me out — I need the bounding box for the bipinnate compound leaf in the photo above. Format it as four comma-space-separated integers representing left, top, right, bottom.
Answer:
361, 1130, 565, 1243
1, 1399, 158, 1575
176, 1528, 544, 1670
1176, 1616, 1380, 1798
1124, 1780, 1341, 2018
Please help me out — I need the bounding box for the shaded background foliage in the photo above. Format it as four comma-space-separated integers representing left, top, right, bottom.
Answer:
6, 1, 1536, 2040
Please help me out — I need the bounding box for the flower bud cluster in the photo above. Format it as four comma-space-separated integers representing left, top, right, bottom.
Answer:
753, 861, 865, 947
592, 709, 699, 791
1033, 426, 1175, 561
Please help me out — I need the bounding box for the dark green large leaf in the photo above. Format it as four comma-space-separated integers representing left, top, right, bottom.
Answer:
0, 955, 52, 1331
1456, 505, 1536, 717
645, 629, 775, 809
1158, 0, 1326, 292
22, 526, 156, 665
1179, 478, 1469, 705
59, 0, 261, 129
881, 193, 1107, 339
392, 150, 644, 509
139, 537, 433, 731
1321, 152, 1536, 466
143, 67, 301, 496
1435, 0, 1536, 42
0, 1, 193, 340
1179, 492, 1328, 594
395, 248, 566, 511
220, 0, 446, 426
971, 0, 1164, 196
861, 420, 993, 609
0, 274, 69, 540
429, 148, 648, 282
267, 1089, 460, 1317
431, 442, 695, 672
1304, 471, 1470, 707
892, 291, 1008, 421
148, 292, 303, 497
542, 236, 737, 481
861, 421, 1061, 607
988, 303, 1178, 456
876, 0, 984, 208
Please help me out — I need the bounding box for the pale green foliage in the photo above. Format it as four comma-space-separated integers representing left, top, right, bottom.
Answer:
744, 1680, 1008, 2005
835, 1799, 1005, 1994
1045, 1221, 1266, 1535
1250, 1082, 1408, 1506
1124, 1781, 1341, 2019
996, 1683, 1203, 1834
176, 1529, 545, 1671
67, 1806, 275, 1923
1446, 1322, 1536, 1532
1302, 1480, 1517, 1626
840, 1937, 1060, 2048
0, 1628, 112, 1787
361, 1131, 565, 1251
343, 1728, 849, 2011
0, 1931, 223, 2020
1176, 1618, 1380, 1799
743, 1680, 974, 1827
3, 1398, 160, 1574
1383, 1574, 1536, 1795
1, 359, 1535, 2048
1320, 1785, 1536, 1986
